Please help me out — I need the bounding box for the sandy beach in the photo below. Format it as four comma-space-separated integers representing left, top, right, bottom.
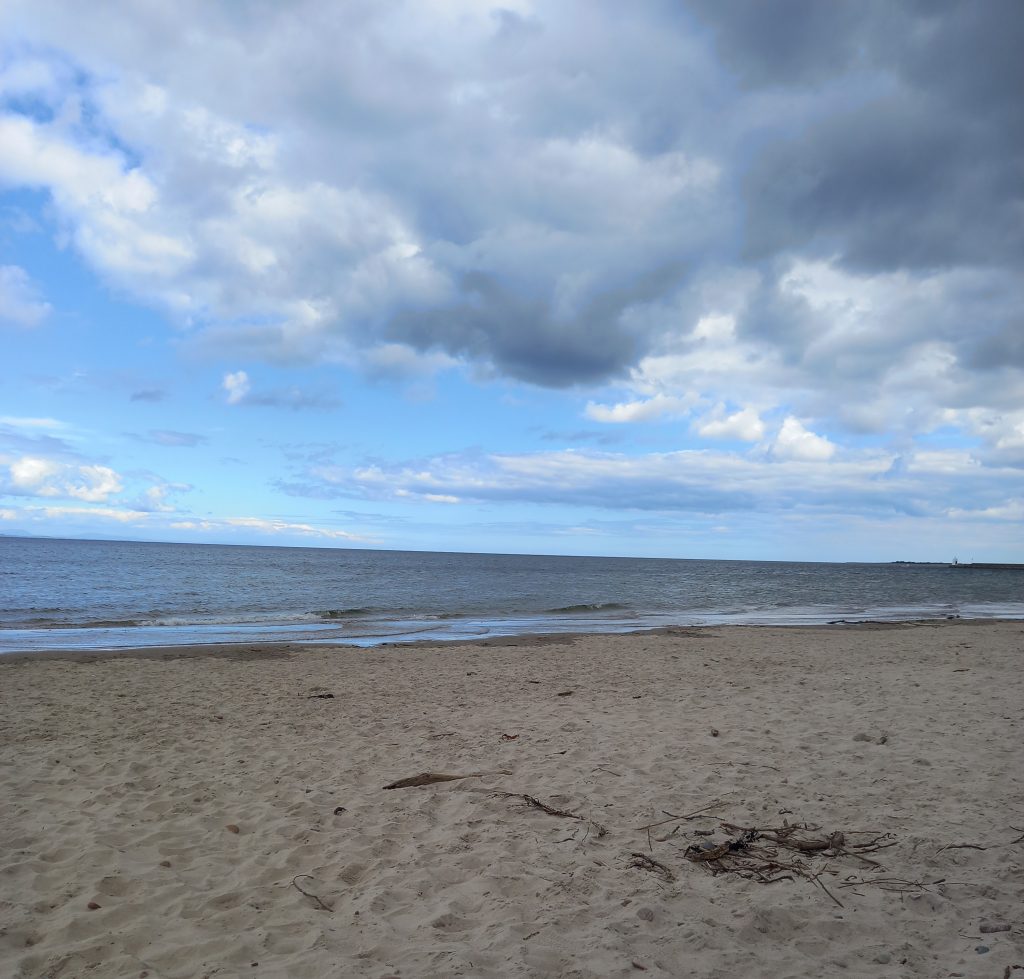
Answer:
1, 620, 1021, 978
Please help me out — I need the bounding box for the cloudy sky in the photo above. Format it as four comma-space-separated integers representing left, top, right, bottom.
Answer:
1, 1, 1021, 560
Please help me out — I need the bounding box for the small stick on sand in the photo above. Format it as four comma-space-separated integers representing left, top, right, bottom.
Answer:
810, 871, 844, 908
629, 852, 675, 882
494, 792, 607, 838
496, 792, 583, 819
291, 875, 333, 912
935, 842, 988, 854
635, 803, 721, 832
936, 830, 1024, 853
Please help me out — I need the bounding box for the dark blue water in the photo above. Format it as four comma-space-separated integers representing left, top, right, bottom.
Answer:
1, 536, 1021, 652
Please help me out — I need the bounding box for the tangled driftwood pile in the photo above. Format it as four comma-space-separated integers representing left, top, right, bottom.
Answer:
630, 814, 940, 907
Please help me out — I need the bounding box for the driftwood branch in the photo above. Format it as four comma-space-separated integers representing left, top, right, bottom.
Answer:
383, 770, 511, 789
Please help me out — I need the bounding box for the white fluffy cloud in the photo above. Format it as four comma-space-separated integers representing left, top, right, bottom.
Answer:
222, 370, 250, 405
694, 406, 765, 442
0, 95, 447, 356
0, 114, 193, 281
772, 418, 836, 462
584, 394, 693, 424
4, 456, 123, 501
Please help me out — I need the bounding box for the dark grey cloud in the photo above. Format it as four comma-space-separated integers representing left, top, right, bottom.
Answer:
963, 318, 1024, 372
390, 269, 667, 387
741, 93, 1022, 274
685, 0, 871, 87
690, 1, 1024, 276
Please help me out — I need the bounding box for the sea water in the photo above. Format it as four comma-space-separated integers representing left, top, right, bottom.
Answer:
1, 536, 1021, 653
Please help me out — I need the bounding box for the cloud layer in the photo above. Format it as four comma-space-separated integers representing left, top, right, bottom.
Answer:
0, 2, 1021, 554
279, 441, 1022, 534
2, 3, 1018, 402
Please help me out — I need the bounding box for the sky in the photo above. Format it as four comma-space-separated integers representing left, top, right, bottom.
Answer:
0, 1, 1022, 561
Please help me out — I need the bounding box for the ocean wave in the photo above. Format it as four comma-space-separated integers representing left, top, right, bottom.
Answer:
317, 608, 375, 619
545, 602, 631, 615
7, 617, 141, 630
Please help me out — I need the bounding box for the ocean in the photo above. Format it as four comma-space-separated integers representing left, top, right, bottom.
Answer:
1, 536, 1022, 653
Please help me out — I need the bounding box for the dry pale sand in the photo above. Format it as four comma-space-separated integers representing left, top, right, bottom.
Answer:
1, 620, 1022, 979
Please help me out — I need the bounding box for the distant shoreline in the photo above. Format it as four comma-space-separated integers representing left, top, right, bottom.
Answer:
950, 562, 1024, 570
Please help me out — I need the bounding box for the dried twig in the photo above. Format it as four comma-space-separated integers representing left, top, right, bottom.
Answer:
813, 877, 844, 908
936, 829, 1024, 853
636, 803, 721, 832
837, 875, 945, 894
497, 792, 583, 819
494, 791, 607, 839
629, 852, 675, 882
809, 864, 844, 908
291, 875, 333, 912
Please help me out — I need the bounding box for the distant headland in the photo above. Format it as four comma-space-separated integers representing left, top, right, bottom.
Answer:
949, 560, 1024, 571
